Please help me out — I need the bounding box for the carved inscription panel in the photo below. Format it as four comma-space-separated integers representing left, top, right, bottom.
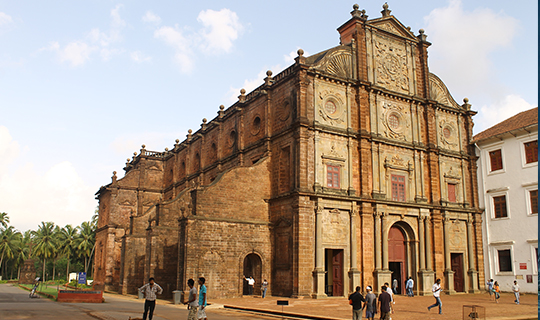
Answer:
373, 34, 410, 94
322, 209, 349, 245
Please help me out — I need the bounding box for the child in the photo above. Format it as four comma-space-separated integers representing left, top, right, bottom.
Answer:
493, 281, 500, 303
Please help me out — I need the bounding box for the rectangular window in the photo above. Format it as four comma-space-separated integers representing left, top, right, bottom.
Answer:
497, 249, 512, 272
489, 149, 503, 171
530, 190, 538, 214
327, 165, 340, 189
448, 183, 456, 202
391, 175, 406, 202
493, 195, 507, 218
525, 140, 538, 164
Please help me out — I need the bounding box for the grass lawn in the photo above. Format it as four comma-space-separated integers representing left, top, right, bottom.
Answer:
20, 284, 59, 299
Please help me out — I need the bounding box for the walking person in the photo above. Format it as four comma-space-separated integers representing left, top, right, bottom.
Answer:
486, 279, 494, 300
261, 279, 268, 298
184, 279, 198, 320
363, 286, 377, 320
139, 277, 163, 320
198, 277, 208, 320
493, 281, 500, 303
348, 286, 365, 320
384, 281, 394, 316
427, 278, 443, 314
377, 285, 392, 320
392, 279, 398, 294
405, 277, 414, 297
512, 280, 520, 304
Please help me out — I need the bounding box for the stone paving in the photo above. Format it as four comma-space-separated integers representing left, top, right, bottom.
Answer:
210, 292, 538, 320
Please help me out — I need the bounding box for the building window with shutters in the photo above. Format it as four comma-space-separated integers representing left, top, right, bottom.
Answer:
530, 189, 538, 215
327, 165, 340, 189
493, 195, 507, 218
497, 249, 512, 272
448, 183, 457, 202
489, 149, 503, 172
391, 174, 406, 202
524, 140, 538, 164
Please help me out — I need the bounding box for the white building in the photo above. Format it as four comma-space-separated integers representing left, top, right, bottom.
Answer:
474, 108, 538, 293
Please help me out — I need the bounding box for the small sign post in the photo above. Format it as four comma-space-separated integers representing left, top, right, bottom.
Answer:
78, 272, 87, 286
277, 300, 289, 319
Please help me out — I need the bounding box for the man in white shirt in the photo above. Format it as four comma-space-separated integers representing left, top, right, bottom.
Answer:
244, 276, 255, 295
405, 277, 414, 297
139, 277, 163, 320
512, 280, 520, 305
184, 279, 198, 320
427, 279, 442, 314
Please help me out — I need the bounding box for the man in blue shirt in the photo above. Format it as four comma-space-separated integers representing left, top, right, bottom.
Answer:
198, 277, 207, 320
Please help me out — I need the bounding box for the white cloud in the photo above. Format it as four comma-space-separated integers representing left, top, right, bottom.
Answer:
424, 0, 519, 96
154, 25, 194, 73
197, 9, 243, 54
474, 94, 537, 134
227, 65, 283, 104
130, 51, 152, 63
0, 12, 13, 26
0, 127, 96, 232
142, 11, 161, 25
284, 48, 310, 64
42, 5, 126, 66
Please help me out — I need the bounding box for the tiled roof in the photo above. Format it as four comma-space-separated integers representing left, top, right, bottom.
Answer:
473, 107, 538, 143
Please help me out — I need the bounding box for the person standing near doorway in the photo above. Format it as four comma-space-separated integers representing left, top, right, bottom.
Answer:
197, 277, 207, 320
427, 278, 443, 314
348, 286, 365, 320
139, 277, 163, 320
244, 276, 255, 295
261, 279, 268, 298
184, 279, 198, 320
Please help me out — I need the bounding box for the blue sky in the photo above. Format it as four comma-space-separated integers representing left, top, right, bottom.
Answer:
0, 0, 537, 232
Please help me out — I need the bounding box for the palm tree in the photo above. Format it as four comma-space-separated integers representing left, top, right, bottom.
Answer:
0, 226, 21, 277
13, 232, 30, 279
76, 221, 95, 275
0, 212, 9, 230
32, 222, 57, 281
58, 224, 79, 281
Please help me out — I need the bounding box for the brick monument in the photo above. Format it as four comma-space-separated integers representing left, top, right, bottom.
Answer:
94, 3, 483, 299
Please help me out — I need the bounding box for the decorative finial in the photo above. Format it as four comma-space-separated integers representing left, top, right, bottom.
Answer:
240, 88, 246, 95
297, 49, 304, 56
463, 97, 469, 103
462, 97, 471, 110
188, 129, 192, 134
353, 4, 359, 10
165, 147, 169, 151
238, 89, 246, 103
266, 70, 272, 77
351, 4, 363, 18
264, 70, 274, 86
219, 105, 225, 110
141, 144, 146, 149
417, 29, 428, 42
202, 118, 207, 124
419, 29, 425, 34
126, 158, 130, 162
175, 139, 180, 143
381, 2, 391, 17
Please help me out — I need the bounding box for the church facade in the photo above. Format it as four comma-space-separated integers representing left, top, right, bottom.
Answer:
94, 4, 483, 299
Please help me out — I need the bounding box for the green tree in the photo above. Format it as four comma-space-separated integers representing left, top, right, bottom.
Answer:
76, 221, 95, 275
32, 222, 57, 281
0, 226, 21, 277
13, 231, 31, 279
58, 224, 79, 281
0, 212, 10, 230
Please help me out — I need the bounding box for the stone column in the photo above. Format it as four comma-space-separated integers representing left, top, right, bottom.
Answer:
418, 216, 426, 270
312, 205, 327, 299
467, 216, 480, 293
374, 211, 382, 270
382, 213, 389, 270
349, 209, 361, 289
443, 216, 456, 294
425, 216, 433, 271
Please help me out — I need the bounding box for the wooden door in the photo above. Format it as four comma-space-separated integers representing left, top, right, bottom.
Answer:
451, 253, 464, 292
332, 250, 343, 296
389, 226, 406, 294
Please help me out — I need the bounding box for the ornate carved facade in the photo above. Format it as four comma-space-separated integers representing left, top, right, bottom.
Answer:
94, 4, 483, 299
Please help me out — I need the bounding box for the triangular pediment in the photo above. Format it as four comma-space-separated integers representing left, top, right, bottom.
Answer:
368, 17, 417, 41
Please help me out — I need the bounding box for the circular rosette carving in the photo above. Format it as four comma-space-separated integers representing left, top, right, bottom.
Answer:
439, 120, 457, 146
318, 93, 345, 126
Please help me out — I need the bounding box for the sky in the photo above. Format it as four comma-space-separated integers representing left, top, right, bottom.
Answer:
0, 0, 537, 232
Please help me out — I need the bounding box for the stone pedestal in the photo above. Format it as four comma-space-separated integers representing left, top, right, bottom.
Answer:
374, 269, 392, 290
18, 259, 36, 284
418, 270, 435, 296
468, 269, 480, 293
349, 268, 361, 291
444, 269, 456, 295
311, 269, 327, 299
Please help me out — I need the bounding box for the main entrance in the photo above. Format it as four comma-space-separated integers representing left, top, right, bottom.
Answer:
324, 249, 343, 296
451, 253, 464, 292
243, 253, 262, 295
388, 226, 406, 294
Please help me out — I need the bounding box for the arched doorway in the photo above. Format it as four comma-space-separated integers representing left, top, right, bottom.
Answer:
243, 253, 262, 296
388, 225, 406, 295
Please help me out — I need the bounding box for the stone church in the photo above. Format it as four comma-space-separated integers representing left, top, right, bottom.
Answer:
94, 4, 484, 299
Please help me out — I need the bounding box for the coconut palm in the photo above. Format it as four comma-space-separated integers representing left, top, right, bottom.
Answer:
0, 212, 9, 230
13, 232, 30, 279
75, 221, 95, 274
32, 222, 57, 281
58, 224, 79, 281
0, 226, 21, 276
